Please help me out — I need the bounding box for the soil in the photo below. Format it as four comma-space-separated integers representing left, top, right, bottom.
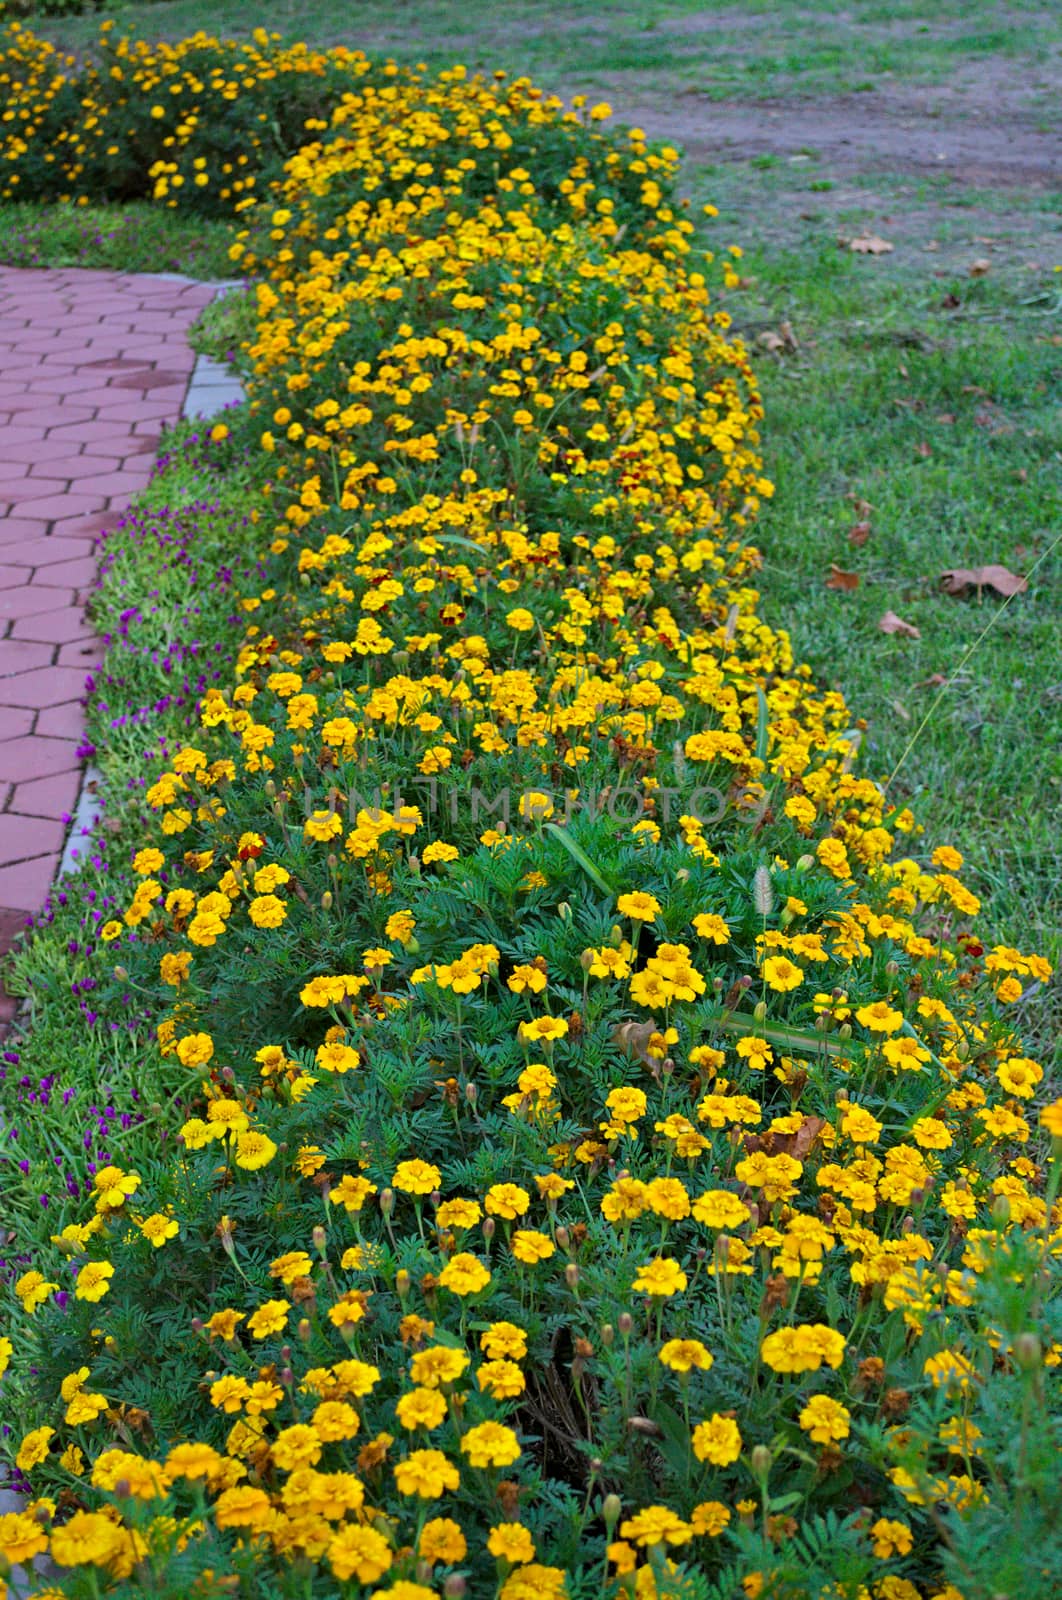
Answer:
574, 83, 1060, 191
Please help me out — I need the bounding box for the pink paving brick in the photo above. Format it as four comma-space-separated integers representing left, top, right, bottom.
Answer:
33, 701, 89, 739
11, 608, 96, 644
5, 537, 102, 568
0, 666, 92, 708
8, 769, 83, 822
0, 708, 35, 742
0, 734, 81, 776
0, 814, 67, 862
0, 640, 55, 675
0, 854, 60, 915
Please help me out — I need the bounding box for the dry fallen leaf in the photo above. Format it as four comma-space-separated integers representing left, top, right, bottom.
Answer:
941, 292, 961, 310
939, 564, 1028, 599
969, 258, 991, 277
826, 563, 860, 591
849, 234, 894, 255
915, 672, 949, 689
847, 495, 874, 518
848, 521, 872, 547
879, 610, 921, 639
915, 441, 932, 458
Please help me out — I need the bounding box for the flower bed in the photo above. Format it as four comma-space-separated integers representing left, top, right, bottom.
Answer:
1, 23, 1059, 1600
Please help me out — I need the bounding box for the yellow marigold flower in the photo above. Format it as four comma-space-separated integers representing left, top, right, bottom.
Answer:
214, 1485, 274, 1531
394, 1447, 461, 1498
234, 1129, 278, 1170
997, 1056, 1043, 1099
205, 1308, 244, 1342
91, 1447, 170, 1499
159, 951, 191, 986
882, 1036, 932, 1071
840, 1104, 882, 1144
659, 1339, 713, 1374
632, 1256, 688, 1297
1040, 1098, 1062, 1138
410, 1346, 469, 1389
505, 608, 535, 631
210, 1374, 251, 1413
692, 1413, 742, 1465
175, 1031, 214, 1069
477, 1359, 526, 1399
0, 1336, 11, 1380
510, 1229, 555, 1265
272, 1423, 322, 1471
304, 809, 343, 842
48, 1509, 122, 1566
323, 1516, 393, 1580
419, 1516, 467, 1564
691, 1500, 731, 1536
15, 1425, 54, 1472
139, 1213, 179, 1248
799, 1394, 850, 1444
488, 1521, 536, 1564
692, 1189, 752, 1228
393, 1159, 442, 1195
74, 1261, 114, 1303
436, 1197, 482, 1229
396, 1387, 448, 1431
423, 840, 459, 864
485, 1182, 530, 1219
15, 1270, 58, 1314
247, 1298, 290, 1339
0, 1509, 49, 1566
481, 1322, 528, 1362
692, 912, 730, 944
461, 1420, 521, 1470
616, 890, 662, 921
870, 1518, 913, 1558
500, 1564, 568, 1599
761, 1324, 846, 1374
911, 1116, 952, 1150
248, 893, 287, 928
386, 909, 417, 945
924, 1349, 976, 1391
762, 955, 803, 992
619, 1505, 693, 1547
438, 1252, 491, 1296
166, 1441, 224, 1482
518, 1015, 568, 1042
330, 1174, 378, 1211
645, 1177, 691, 1220
100, 920, 123, 941
855, 1000, 903, 1033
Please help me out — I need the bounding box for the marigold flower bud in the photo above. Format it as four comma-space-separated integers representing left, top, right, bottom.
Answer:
601, 1323, 614, 1347
321, 890, 333, 910
311, 1225, 326, 1257
1013, 1332, 1041, 1370
750, 1444, 772, 1482
113, 965, 128, 982
602, 1493, 622, 1529
618, 1313, 633, 1336
380, 1188, 394, 1217
565, 1262, 580, 1289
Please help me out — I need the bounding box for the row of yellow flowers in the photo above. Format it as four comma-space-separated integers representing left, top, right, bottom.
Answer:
0, 22, 1058, 1600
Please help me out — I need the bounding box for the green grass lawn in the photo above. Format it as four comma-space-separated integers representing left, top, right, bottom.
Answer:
5, 0, 1059, 1060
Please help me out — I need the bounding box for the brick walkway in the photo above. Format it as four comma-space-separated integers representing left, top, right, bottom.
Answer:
0, 266, 217, 1027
